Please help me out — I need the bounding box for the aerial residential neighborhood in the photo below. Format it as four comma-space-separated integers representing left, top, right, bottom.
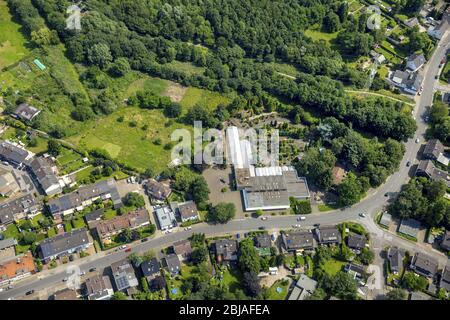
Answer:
0, 0, 449, 308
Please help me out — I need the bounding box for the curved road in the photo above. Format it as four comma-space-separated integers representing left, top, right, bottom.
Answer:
1, 31, 449, 300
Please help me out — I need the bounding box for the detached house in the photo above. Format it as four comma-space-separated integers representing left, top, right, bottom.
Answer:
163, 253, 181, 277
387, 247, 404, 275
171, 201, 199, 223
140, 257, 161, 282
423, 139, 448, 166
389, 70, 423, 95
315, 226, 341, 245
346, 234, 367, 252
415, 160, 450, 187
173, 239, 192, 262
214, 239, 238, 264
13, 103, 41, 122
282, 231, 315, 252
144, 179, 172, 201
410, 252, 438, 278
406, 53, 426, 72
110, 259, 139, 294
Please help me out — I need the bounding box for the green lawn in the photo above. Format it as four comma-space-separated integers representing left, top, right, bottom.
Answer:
318, 203, 340, 212
67, 106, 192, 172
0, 0, 30, 69
266, 279, 290, 300
103, 209, 118, 220
123, 75, 169, 100
218, 267, 244, 293
322, 259, 346, 276
165, 61, 205, 76
179, 87, 232, 112
1, 223, 19, 239
304, 28, 338, 43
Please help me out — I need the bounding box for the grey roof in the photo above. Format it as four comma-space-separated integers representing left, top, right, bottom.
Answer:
47, 179, 122, 215
379, 212, 392, 227
13, 103, 41, 122
0, 193, 39, 225
423, 139, 444, 160
398, 218, 421, 238
84, 209, 104, 223
387, 246, 404, 273
346, 234, 366, 250
254, 233, 271, 248
94, 208, 149, 239
406, 53, 426, 70
410, 291, 432, 300
38, 228, 90, 260
416, 160, 450, 187
28, 157, 61, 195
440, 266, 450, 292
441, 230, 450, 251
0, 140, 31, 165
214, 239, 238, 261
345, 263, 366, 277
316, 226, 341, 244
0, 238, 17, 250
289, 274, 318, 300
410, 252, 438, 277
111, 259, 138, 291
155, 206, 177, 229
282, 231, 315, 250
140, 258, 160, 278
238, 168, 310, 210
163, 253, 181, 276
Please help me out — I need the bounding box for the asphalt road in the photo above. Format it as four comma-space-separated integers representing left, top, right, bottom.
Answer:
1, 31, 449, 300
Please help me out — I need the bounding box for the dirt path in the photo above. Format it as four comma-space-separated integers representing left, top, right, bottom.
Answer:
345, 90, 415, 106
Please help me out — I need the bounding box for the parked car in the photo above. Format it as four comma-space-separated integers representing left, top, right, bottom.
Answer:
261, 216, 267, 221
258, 226, 266, 230
69, 255, 75, 262
119, 245, 128, 250
62, 278, 68, 282
236, 234, 241, 239
297, 216, 306, 221
26, 290, 34, 295
406, 161, 411, 167
415, 138, 420, 143
125, 248, 131, 253
89, 267, 97, 272
141, 238, 148, 243
359, 213, 366, 218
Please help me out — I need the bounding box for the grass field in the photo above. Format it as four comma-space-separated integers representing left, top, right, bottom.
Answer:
67, 106, 191, 172
322, 259, 346, 276
0, 0, 30, 69
165, 61, 205, 75
266, 280, 290, 300
304, 28, 338, 43
179, 87, 232, 111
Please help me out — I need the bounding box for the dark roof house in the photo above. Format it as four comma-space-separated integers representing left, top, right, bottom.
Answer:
254, 233, 271, 248
346, 234, 367, 251
415, 160, 450, 187
315, 226, 341, 245
0, 140, 33, 166
38, 228, 91, 262
110, 259, 139, 292
140, 257, 160, 279
440, 230, 450, 251
423, 139, 445, 161
406, 53, 426, 72
387, 246, 404, 275
214, 239, 238, 263
398, 218, 421, 239
282, 231, 315, 251
28, 157, 62, 196
0, 194, 39, 226
163, 253, 181, 276
439, 266, 450, 292
410, 252, 438, 278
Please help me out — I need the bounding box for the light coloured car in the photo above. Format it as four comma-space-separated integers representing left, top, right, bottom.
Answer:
359, 213, 366, 218
119, 245, 127, 250
261, 216, 267, 221
415, 138, 420, 143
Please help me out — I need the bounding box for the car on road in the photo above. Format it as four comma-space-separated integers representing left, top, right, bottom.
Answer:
261, 216, 267, 221
384, 192, 389, 197
314, 223, 320, 228
435, 75, 439, 79
184, 226, 192, 231
359, 213, 366, 218
258, 226, 266, 230
271, 234, 276, 241
236, 233, 240, 239
125, 248, 131, 252
25, 290, 34, 295
406, 161, 411, 167
89, 267, 97, 272
219, 177, 226, 183
79, 271, 86, 276
62, 277, 68, 282
297, 216, 306, 221
415, 138, 420, 143
141, 238, 148, 243
292, 224, 301, 228
69, 254, 75, 262
119, 245, 128, 250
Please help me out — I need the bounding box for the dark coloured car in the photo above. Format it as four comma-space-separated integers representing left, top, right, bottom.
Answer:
141, 238, 148, 243
26, 290, 34, 295
89, 267, 97, 272
258, 226, 266, 230
406, 161, 411, 167
69, 255, 75, 262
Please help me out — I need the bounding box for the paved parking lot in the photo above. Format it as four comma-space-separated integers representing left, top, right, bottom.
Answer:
202, 167, 246, 218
